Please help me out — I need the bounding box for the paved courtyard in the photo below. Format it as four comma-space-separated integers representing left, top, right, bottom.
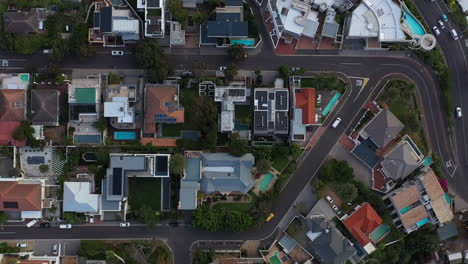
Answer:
329, 143, 372, 187
19, 147, 65, 177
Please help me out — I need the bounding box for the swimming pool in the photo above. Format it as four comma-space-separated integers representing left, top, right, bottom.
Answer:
400, 206, 411, 214
445, 193, 452, 205
422, 156, 433, 166
322, 92, 341, 116
259, 173, 275, 191
114, 131, 136, 140
416, 218, 429, 227
404, 136, 422, 156
268, 252, 282, 264
231, 39, 255, 46
370, 224, 390, 242
402, 6, 426, 37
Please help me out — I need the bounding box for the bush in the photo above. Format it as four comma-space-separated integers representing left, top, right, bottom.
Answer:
192, 206, 254, 232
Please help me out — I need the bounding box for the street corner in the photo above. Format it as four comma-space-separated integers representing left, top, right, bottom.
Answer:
349, 77, 369, 90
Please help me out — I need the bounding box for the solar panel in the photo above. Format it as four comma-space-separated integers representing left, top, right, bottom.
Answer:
112, 168, 122, 195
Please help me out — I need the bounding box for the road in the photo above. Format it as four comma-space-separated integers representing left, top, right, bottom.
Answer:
0, 1, 464, 263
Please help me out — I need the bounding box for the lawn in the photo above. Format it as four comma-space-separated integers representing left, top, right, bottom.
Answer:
129, 178, 161, 211
235, 104, 252, 126
300, 74, 346, 93
212, 192, 257, 213
271, 147, 289, 171
161, 124, 183, 137
179, 88, 200, 131
379, 80, 428, 154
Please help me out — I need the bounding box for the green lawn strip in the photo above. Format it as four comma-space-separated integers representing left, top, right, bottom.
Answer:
235, 104, 252, 125
161, 124, 184, 137
129, 178, 161, 211
271, 147, 289, 171
212, 192, 257, 213
180, 88, 201, 131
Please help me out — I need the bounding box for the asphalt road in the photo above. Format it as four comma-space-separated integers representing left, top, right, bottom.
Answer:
413, 0, 468, 203
0, 1, 463, 263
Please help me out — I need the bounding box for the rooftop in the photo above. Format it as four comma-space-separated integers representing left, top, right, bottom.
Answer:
274, 0, 320, 38
68, 78, 101, 104
360, 108, 404, 148
0, 121, 27, 146
31, 89, 60, 126
399, 205, 428, 228
380, 136, 422, 180
210, 81, 247, 132
104, 97, 134, 124
0, 89, 26, 122
63, 182, 100, 213
0, 73, 30, 89
144, 84, 184, 134
0, 180, 42, 211
347, 0, 406, 41
254, 88, 289, 135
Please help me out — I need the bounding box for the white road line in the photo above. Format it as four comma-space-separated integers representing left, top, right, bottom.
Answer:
339, 63, 362, 65
0, 232, 16, 234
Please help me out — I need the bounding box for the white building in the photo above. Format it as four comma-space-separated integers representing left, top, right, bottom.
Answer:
104, 97, 134, 124
137, 0, 165, 37
63, 181, 101, 215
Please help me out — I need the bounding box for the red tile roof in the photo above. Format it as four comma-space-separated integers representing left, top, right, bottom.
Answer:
295, 88, 315, 125
0, 89, 26, 121
0, 181, 42, 211
141, 137, 177, 147
144, 85, 184, 134
343, 203, 383, 248
0, 121, 26, 146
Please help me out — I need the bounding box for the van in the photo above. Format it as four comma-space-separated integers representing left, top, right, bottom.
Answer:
331, 117, 342, 128
16, 243, 28, 248
451, 29, 459, 40
43, 49, 52, 54
26, 219, 38, 228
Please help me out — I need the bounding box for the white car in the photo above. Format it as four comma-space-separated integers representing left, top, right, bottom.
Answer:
52, 244, 58, 255
89, 215, 94, 223
120, 222, 131, 227
16, 243, 28, 248
325, 195, 334, 204
456, 107, 462, 118
433, 26, 440, 36
332, 205, 339, 212
438, 20, 445, 29
59, 224, 72, 229
331, 117, 342, 128
111, 50, 124, 56
219, 66, 227, 71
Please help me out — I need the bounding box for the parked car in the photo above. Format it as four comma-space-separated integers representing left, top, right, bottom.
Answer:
433, 26, 441, 36
111, 50, 124, 56
438, 20, 445, 29
120, 222, 131, 227
39, 222, 50, 228
219, 66, 227, 71
456, 107, 462, 118
331, 117, 342, 128
42, 49, 52, 54
16, 243, 28, 248
290, 67, 303, 72
442, 14, 448, 22
265, 213, 275, 222
326, 195, 334, 204
26, 219, 38, 228
59, 224, 72, 229
332, 205, 339, 212
1, 59, 8, 67
52, 244, 58, 255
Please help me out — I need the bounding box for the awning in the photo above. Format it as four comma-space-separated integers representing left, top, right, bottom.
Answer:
21, 211, 42, 219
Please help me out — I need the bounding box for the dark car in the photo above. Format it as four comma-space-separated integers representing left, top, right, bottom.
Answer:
256, 74, 263, 85
168, 222, 179, 227
39, 222, 50, 228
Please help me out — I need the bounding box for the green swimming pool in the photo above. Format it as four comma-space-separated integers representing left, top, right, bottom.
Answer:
400, 206, 411, 214
445, 193, 451, 205
322, 92, 341, 116
231, 39, 255, 46
268, 251, 282, 264
370, 224, 390, 242
259, 173, 275, 191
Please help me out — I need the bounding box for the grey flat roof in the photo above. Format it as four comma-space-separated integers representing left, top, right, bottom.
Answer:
275, 90, 288, 110
255, 90, 268, 110
322, 22, 339, 38
206, 21, 248, 37
352, 138, 380, 168
275, 111, 289, 132
254, 88, 289, 134
254, 111, 268, 132
99, 7, 112, 33
226, 0, 243, 6
216, 13, 241, 21
147, 0, 160, 7
200, 24, 218, 44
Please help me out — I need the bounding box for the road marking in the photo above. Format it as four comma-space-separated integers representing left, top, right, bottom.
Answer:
0, 232, 16, 234
339, 63, 362, 65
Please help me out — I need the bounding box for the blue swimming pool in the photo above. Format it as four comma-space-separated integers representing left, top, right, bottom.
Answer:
231, 39, 255, 46
114, 132, 136, 140
416, 218, 429, 227
400, 206, 411, 214
422, 156, 433, 166
259, 173, 275, 191
402, 6, 426, 37
322, 92, 341, 116
445, 193, 452, 205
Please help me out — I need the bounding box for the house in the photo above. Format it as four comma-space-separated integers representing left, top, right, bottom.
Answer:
3, 8, 47, 34
63, 181, 100, 215
205, 80, 248, 133
383, 169, 454, 234
170, 21, 185, 47
105, 84, 137, 131
290, 77, 319, 141
254, 88, 289, 136
200, 0, 249, 46
31, 89, 60, 126
142, 84, 184, 146
457, 0, 468, 13
137, 0, 165, 38
264, 199, 356, 264
343, 203, 390, 254
89, 5, 140, 46
179, 152, 255, 210
68, 77, 102, 144
101, 153, 170, 219
346, 0, 406, 47
0, 179, 44, 219
379, 135, 423, 181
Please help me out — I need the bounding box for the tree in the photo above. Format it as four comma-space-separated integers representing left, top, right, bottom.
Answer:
167, 0, 189, 25
138, 206, 160, 228
170, 153, 186, 176
63, 212, 83, 224
39, 164, 49, 175
336, 183, 358, 203
193, 249, 215, 264
319, 159, 354, 183
192, 206, 254, 232
289, 143, 302, 158
135, 40, 172, 83
93, 116, 108, 133
224, 63, 238, 81
191, 59, 208, 79
208, 0, 222, 6
256, 159, 272, 174
0, 212, 7, 225
278, 65, 291, 80
228, 44, 246, 61
149, 246, 172, 264
228, 133, 248, 157
252, 147, 272, 161
192, 11, 208, 24
79, 240, 108, 259
108, 72, 121, 84
12, 121, 35, 141
105, 250, 120, 264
